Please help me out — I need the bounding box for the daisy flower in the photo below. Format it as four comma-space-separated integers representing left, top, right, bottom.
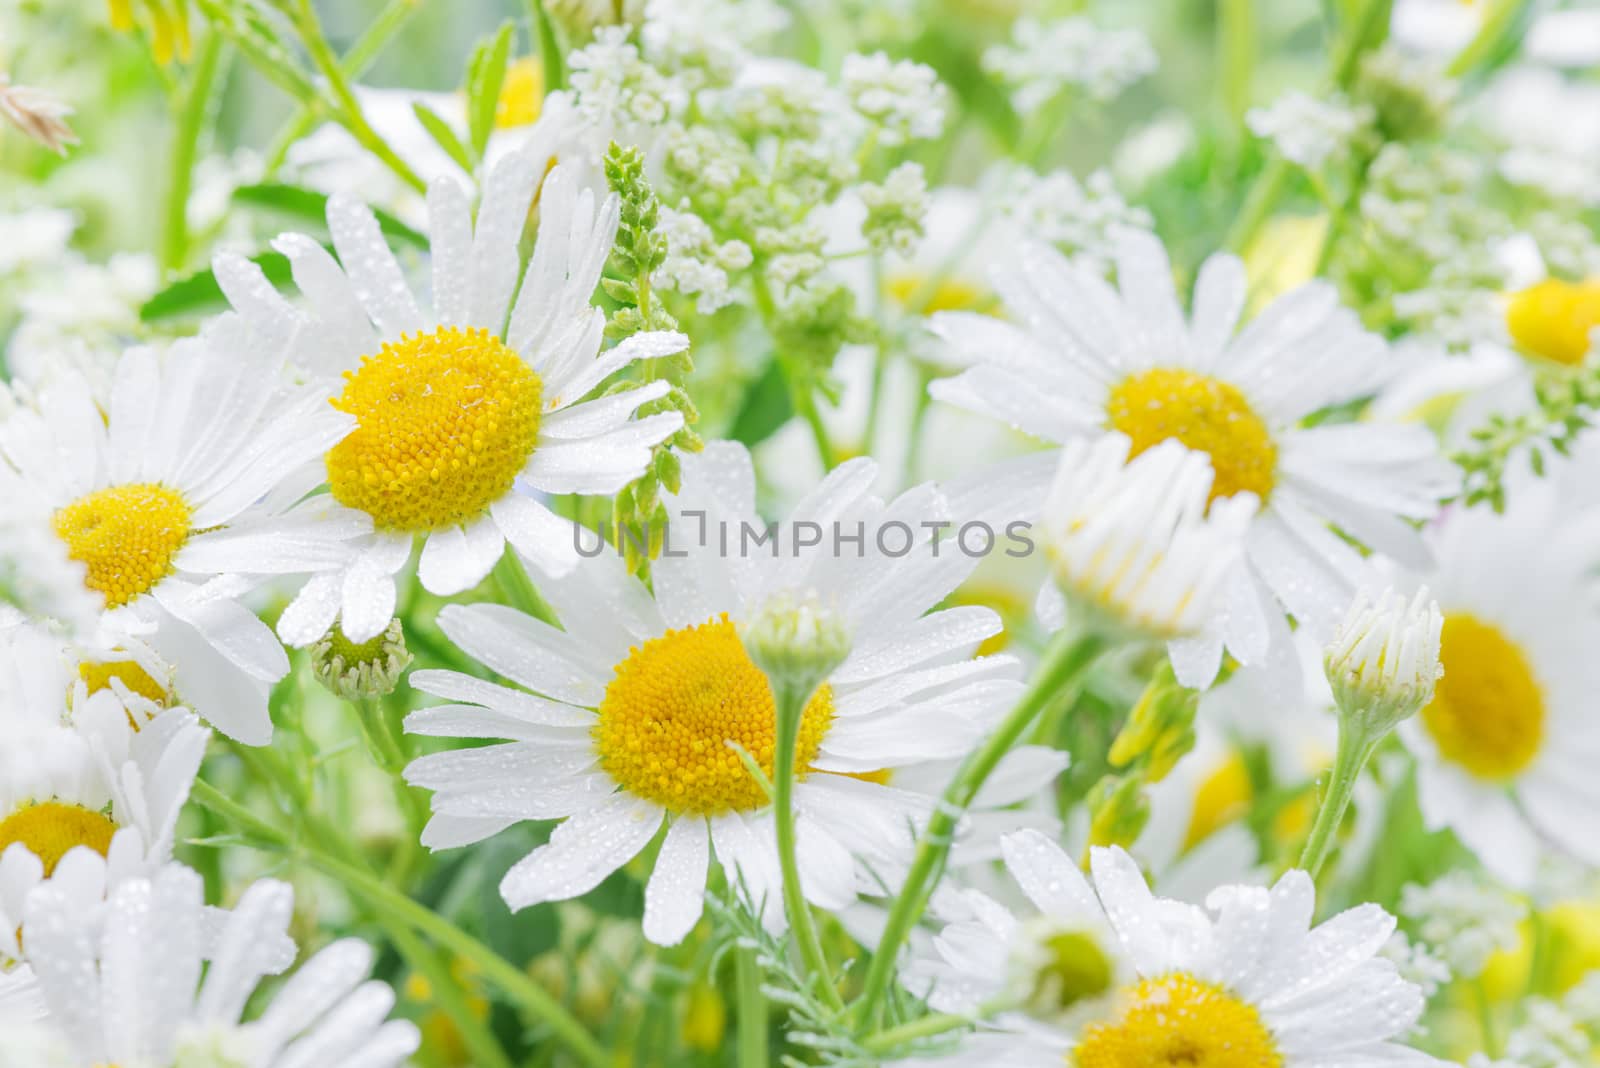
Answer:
0, 626, 209, 971
930, 229, 1454, 684
901, 829, 1440, 1067
403, 442, 1023, 945
216, 144, 689, 647
0, 320, 365, 743
1400, 477, 1600, 887
6, 863, 418, 1068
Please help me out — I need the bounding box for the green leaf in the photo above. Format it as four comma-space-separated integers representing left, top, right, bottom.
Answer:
728, 358, 794, 447
139, 251, 293, 324
411, 101, 477, 174
466, 20, 516, 158
231, 183, 428, 250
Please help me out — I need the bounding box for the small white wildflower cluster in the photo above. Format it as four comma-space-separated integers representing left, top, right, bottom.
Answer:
1400, 872, 1527, 980
989, 164, 1153, 272
653, 205, 753, 315
983, 16, 1157, 113
1473, 998, 1593, 1068
641, 0, 788, 89
567, 27, 688, 136
841, 51, 947, 146
858, 161, 928, 256
1381, 931, 1454, 1002
1247, 90, 1373, 170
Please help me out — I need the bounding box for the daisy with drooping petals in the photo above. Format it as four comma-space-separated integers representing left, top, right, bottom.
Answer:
5, 864, 419, 1068
930, 229, 1455, 685
216, 141, 689, 647
403, 441, 1023, 945
0, 319, 366, 743
900, 829, 1441, 1067
1400, 474, 1600, 888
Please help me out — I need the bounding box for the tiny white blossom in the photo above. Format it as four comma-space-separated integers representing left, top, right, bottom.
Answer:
1380, 931, 1453, 1001
568, 27, 687, 133
1400, 871, 1526, 979
654, 205, 751, 315
1247, 90, 1373, 169
983, 16, 1156, 114
990, 164, 1152, 272
841, 52, 946, 146
857, 161, 928, 257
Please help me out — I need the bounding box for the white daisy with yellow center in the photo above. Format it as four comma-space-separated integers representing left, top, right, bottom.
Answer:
1399, 478, 1600, 888
930, 230, 1454, 686
0, 626, 208, 981
0, 321, 366, 744
4, 864, 418, 1068
900, 831, 1441, 1068
403, 442, 1023, 945
217, 147, 688, 649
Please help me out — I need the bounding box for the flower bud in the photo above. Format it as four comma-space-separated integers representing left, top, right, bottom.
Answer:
1324, 586, 1443, 738
743, 593, 851, 698
312, 619, 412, 702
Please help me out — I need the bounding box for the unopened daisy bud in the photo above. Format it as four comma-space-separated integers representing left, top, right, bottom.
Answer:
742, 594, 851, 698
1041, 434, 1256, 642
1325, 586, 1443, 738
311, 619, 412, 701
1007, 916, 1123, 1026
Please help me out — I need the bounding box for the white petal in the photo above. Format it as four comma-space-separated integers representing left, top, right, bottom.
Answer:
642, 817, 710, 946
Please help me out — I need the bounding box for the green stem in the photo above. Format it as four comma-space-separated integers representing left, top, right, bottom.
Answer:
291, 0, 426, 194
388, 922, 516, 1068
1223, 0, 1390, 254
263, 0, 422, 176
193, 0, 318, 102
493, 547, 560, 625
736, 946, 769, 1068
161, 31, 228, 273
772, 678, 846, 1012
1297, 714, 1380, 878
853, 630, 1107, 1027
1218, 0, 1257, 126
863, 1007, 996, 1053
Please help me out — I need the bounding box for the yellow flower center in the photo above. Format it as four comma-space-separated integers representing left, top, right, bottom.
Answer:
1106, 368, 1277, 506
593, 617, 835, 816
1421, 613, 1545, 781
0, 801, 118, 877
495, 58, 545, 129
1074, 973, 1282, 1068
1505, 278, 1600, 367
78, 658, 170, 706
53, 483, 194, 609
1184, 754, 1252, 850
885, 271, 991, 314
326, 326, 544, 532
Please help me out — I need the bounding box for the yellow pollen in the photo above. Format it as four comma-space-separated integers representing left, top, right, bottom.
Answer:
1106, 368, 1277, 506
327, 326, 543, 532
78, 658, 170, 706
495, 58, 545, 129
1421, 613, 1545, 781
1505, 278, 1600, 367
53, 483, 194, 609
0, 801, 119, 877
594, 616, 835, 816
1074, 973, 1282, 1068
